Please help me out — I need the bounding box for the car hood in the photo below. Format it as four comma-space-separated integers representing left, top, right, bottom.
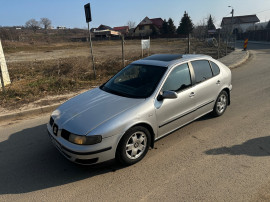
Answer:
53, 88, 145, 135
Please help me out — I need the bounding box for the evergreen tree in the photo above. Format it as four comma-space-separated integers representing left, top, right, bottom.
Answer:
151, 25, 159, 36
177, 11, 194, 36
167, 18, 176, 34
207, 15, 216, 30
161, 19, 168, 35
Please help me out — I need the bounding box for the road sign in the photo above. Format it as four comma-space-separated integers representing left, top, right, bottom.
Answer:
243, 38, 248, 51
141, 38, 151, 57
141, 39, 150, 50
84, 3, 92, 23
0, 40, 11, 89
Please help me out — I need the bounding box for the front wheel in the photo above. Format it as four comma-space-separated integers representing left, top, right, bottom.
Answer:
212, 90, 228, 117
116, 126, 150, 166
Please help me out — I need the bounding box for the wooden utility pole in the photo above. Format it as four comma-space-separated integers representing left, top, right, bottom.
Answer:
121, 35, 125, 68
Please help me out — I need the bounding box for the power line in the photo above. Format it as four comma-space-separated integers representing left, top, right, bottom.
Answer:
254, 8, 270, 14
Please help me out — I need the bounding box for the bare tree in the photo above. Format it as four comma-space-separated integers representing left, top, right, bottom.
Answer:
25, 19, 40, 32
127, 21, 136, 29
40, 18, 52, 29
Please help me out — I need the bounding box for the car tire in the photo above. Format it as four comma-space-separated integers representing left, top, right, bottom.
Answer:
116, 126, 150, 166
212, 90, 228, 117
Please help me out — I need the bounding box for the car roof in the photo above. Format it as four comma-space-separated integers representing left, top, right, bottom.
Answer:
132, 54, 213, 68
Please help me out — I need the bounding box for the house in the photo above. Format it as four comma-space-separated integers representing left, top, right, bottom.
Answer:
113, 26, 129, 36
134, 17, 164, 37
93, 24, 120, 38
96, 24, 113, 31
221, 14, 260, 33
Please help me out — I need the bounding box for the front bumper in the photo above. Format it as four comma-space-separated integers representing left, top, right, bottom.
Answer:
47, 124, 118, 165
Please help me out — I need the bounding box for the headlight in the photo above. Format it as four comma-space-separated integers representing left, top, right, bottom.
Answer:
68, 134, 102, 145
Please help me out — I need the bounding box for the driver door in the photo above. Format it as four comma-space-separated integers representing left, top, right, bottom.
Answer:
155, 63, 196, 137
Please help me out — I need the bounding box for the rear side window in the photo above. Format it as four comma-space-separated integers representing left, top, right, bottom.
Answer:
191, 60, 213, 83
210, 61, 220, 76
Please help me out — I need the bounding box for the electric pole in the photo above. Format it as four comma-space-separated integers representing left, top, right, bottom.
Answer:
229, 6, 235, 48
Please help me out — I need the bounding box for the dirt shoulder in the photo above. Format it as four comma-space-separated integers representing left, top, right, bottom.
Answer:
0, 38, 232, 114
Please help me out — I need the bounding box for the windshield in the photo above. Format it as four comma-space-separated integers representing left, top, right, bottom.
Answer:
100, 64, 167, 98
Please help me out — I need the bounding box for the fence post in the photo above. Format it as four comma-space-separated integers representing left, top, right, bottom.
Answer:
218, 30, 221, 59
121, 35, 125, 68
225, 36, 228, 56
148, 36, 150, 56
188, 33, 190, 54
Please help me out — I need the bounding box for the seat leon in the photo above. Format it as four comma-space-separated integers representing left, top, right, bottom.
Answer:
47, 54, 232, 165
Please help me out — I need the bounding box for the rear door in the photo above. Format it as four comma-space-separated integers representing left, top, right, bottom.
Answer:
189, 60, 222, 118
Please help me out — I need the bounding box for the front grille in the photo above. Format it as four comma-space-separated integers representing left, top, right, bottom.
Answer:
75, 158, 98, 165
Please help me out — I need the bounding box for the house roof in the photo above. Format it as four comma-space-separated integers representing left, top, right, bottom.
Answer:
150, 18, 163, 28
97, 24, 112, 30
113, 26, 129, 31
136, 17, 164, 29
221, 15, 260, 26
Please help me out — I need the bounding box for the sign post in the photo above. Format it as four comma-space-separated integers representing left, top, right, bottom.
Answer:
84, 3, 96, 80
121, 35, 125, 68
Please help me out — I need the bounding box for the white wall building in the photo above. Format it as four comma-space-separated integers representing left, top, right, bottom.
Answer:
221, 15, 260, 33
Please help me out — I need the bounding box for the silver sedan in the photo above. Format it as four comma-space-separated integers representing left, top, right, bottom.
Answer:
47, 54, 232, 165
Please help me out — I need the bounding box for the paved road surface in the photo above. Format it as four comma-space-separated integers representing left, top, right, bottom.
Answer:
1, 43, 270, 201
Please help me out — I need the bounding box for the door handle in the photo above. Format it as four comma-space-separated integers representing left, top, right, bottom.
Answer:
189, 92, 195, 97
216, 80, 221, 85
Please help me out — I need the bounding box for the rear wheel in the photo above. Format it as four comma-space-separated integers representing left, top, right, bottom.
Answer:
116, 126, 150, 166
212, 90, 228, 117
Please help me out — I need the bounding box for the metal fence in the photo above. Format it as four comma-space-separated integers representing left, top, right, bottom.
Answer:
237, 30, 270, 42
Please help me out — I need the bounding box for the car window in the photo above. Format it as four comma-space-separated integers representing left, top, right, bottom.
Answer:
162, 63, 192, 92
101, 64, 167, 98
210, 61, 220, 76
191, 60, 213, 83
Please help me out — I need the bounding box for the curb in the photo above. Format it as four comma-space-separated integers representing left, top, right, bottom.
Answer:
0, 50, 251, 123
0, 103, 60, 123
228, 50, 249, 69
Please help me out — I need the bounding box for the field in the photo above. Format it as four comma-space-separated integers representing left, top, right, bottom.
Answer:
0, 38, 232, 110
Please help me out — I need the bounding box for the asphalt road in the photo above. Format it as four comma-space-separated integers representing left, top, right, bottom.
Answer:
1, 43, 270, 201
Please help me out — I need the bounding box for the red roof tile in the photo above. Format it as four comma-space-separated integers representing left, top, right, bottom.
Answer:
113, 26, 129, 31
150, 18, 164, 28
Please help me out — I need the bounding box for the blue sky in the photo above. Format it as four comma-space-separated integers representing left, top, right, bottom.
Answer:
1, 0, 270, 29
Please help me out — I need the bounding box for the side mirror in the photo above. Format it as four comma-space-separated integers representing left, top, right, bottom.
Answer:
157, 91, 177, 101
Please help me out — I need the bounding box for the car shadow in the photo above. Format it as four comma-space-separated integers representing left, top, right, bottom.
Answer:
205, 136, 270, 156
196, 113, 215, 121
0, 124, 123, 194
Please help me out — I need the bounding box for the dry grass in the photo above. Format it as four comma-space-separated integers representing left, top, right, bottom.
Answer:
0, 38, 233, 109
